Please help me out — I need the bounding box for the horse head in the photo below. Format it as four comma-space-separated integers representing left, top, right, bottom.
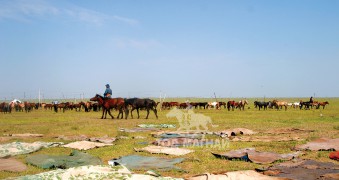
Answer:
90, 94, 103, 102
244, 100, 248, 105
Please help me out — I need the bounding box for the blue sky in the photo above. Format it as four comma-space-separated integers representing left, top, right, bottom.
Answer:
0, 0, 338, 100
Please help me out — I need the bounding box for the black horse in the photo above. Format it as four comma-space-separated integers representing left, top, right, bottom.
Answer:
1, 103, 11, 114
299, 101, 312, 110
125, 98, 158, 119
254, 101, 269, 110
197, 102, 208, 109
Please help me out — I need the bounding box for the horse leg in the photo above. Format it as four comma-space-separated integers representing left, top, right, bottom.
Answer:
105, 109, 108, 119
116, 108, 120, 119
130, 108, 134, 119
101, 108, 105, 119
152, 108, 158, 119
137, 109, 140, 119
125, 109, 129, 119
145, 108, 150, 119
119, 108, 123, 119
107, 109, 114, 119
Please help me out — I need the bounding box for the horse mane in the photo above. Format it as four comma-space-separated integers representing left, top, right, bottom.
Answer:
96, 94, 104, 99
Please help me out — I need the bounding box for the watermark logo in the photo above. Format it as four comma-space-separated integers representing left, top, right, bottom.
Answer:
166, 108, 213, 131
165, 108, 229, 150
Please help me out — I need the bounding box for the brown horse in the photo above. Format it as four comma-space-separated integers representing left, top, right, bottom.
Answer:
44, 104, 54, 110
219, 102, 227, 109
73, 102, 82, 112
24, 102, 32, 113
227, 100, 239, 111
272, 100, 288, 111
79, 101, 91, 112
90, 94, 126, 119
54, 102, 70, 113
317, 101, 329, 109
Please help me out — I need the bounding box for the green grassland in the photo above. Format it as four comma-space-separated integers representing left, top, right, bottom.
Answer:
0, 97, 338, 179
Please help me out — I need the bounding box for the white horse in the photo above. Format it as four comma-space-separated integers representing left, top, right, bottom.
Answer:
9, 99, 22, 109
207, 102, 220, 109
292, 102, 300, 108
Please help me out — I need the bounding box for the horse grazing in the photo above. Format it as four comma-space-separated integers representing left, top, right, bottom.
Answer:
207, 102, 220, 109
15, 103, 25, 112
92, 103, 100, 112
90, 94, 125, 119
73, 102, 82, 112
53, 102, 69, 113
179, 103, 188, 109
24, 102, 32, 113
227, 101, 238, 111
237, 100, 248, 111
79, 101, 92, 112
317, 101, 329, 109
254, 101, 269, 110
197, 102, 208, 109
124, 98, 158, 119
219, 102, 226, 109
272, 100, 288, 110
1, 102, 11, 114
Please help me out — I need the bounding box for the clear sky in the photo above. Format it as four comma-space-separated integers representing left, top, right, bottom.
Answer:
1, 0, 338, 100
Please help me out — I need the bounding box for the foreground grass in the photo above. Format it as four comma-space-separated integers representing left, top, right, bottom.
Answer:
0, 98, 338, 179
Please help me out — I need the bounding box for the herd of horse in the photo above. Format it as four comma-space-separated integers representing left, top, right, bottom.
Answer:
0, 96, 331, 119
0, 100, 39, 113
253, 100, 330, 111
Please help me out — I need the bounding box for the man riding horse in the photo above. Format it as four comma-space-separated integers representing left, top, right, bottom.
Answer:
104, 84, 112, 99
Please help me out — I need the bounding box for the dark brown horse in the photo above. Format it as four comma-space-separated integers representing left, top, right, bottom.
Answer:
124, 98, 158, 119
24, 102, 32, 113
54, 102, 70, 113
227, 101, 239, 111
90, 94, 126, 119
218, 102, 227, 109
73, 102, 83, 112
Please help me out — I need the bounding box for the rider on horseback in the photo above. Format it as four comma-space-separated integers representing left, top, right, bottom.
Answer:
104, 84, 112, 99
